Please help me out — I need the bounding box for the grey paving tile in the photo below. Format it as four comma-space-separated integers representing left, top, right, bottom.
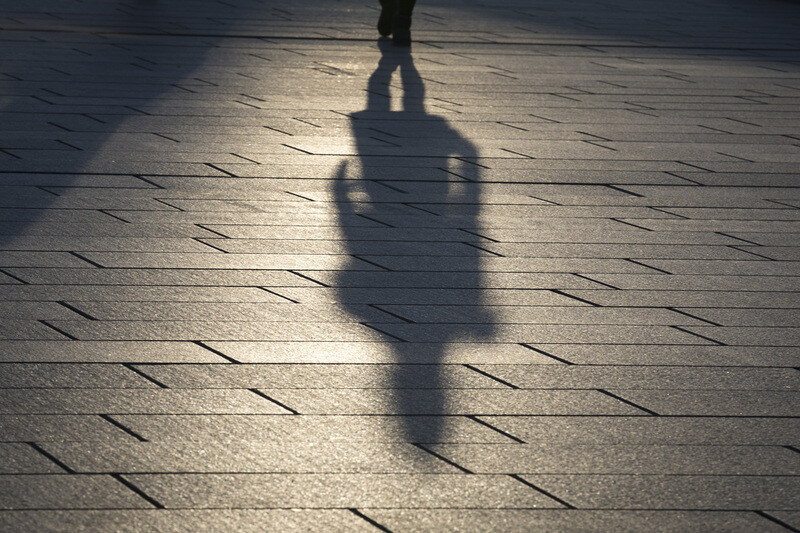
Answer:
0, 222, 214, 238
44, 320, 377, 342
0, 320, 68, 341
482, 243, 755, 260
529, 344, 800, 366
680, 326, 800, 346
767, 511, 800, 530
428, 443, 800, 475
377, 306, 709, 326
367, 509, 784, 533
132, 364, 501, 389
0, 285, 283, 303
0, 251, 91, 268
583, 274, 800, 292
0, 444, 65, 474
481, 416, 800, 445
377, 323, 707, 344
0, 475, 152, 509
637, 259, 799, 277
472, 365, 800, 390
0, 302, 82, 321
0, 364, 158, 388
0, 509, 373, 533
280, 287, 587, 307
126, 473, 564, 509
0, 237, 214, 253
203, 341, 556, 364
260, 388, 643, 416
739, 246, 800, 261
117, 414, 513, 444
299, 270, 601, 290
0, 415, 134, 443
67, 301, 390, 323
0, 341, 226, 363
0, 389, 290, 415
76, 252, 378, 271
42, 440, 458, 474
522, 474, 800, 510
678, 308, 800, 327
608, 390, 800, 416
359, 256, 654, 274
565, 290, 800, 309
1, 268, 313, 287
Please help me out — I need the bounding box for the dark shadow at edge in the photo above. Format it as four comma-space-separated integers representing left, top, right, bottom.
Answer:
0, 2, 273, 251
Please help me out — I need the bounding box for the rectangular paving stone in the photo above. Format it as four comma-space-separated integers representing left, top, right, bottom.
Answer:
75, 252, 366, 271
482, 243, 755, 260
0, 251, 91, 268
132, 364, 501, 389
45, 320, 378, 342
431, 443, 800, 475
0, 389, 290, 415
260, 388, 643, 416
0, 510, 374, 532
0, 237, 214, 253
0, 415, 135, 443
376, 323, 708, 344
0, 222, 214, 238
0, 286, 284, 303
0, 444, 65, 474
0, 475, 153, 510
0, 341, 227, 363
767, 511, 800, 530
377, 306, 707, 326
41, 440, 458, 474
117, 414, 513, 444
566, 290, 800, 308
608, 390, 800, 416
0, 302, 81, 321
126, 473, 564, 509
0, 364, 158, 388
472, 365, 800, 390
2, 268, 313, 287
67, 301, 389, 322
302, 270, 601, 290
278, 287, 588, 307
367, 510, 783, 533
584, 274, 800, 291
358, 256, 654, 274
480, 416, 800, 445
0, 321, 68, 341
202, 342, 556, 364
636, 259, 799, 277
529, 344, 800, 366
679, 308, 800, 327
680, 325, 800, 346
522, 474, 800, 510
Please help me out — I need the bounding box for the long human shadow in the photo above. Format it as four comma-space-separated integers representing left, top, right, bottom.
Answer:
334, 41, 495, 444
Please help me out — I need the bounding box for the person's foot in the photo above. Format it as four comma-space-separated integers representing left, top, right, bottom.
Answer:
378, 1, 395, 36
392, 15, 411, 46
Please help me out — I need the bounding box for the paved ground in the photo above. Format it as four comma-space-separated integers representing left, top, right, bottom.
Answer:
1, 0, 799, 530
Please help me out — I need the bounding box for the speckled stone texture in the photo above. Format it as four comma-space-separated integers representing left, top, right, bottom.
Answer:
0, 0, 798, 530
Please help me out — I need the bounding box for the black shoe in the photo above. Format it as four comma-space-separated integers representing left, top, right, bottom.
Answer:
392, 15, 411, 46
378, 1, 395, 36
